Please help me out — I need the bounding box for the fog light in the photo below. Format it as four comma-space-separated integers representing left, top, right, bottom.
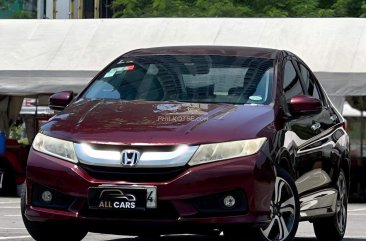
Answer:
223, 195, 236, 208
41, 191, 53, 202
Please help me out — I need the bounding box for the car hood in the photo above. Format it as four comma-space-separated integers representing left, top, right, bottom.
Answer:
42, 99, 275, 145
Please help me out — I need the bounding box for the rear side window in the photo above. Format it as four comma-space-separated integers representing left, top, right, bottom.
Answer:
298, 63, 323, 103
283, 61, 304, 101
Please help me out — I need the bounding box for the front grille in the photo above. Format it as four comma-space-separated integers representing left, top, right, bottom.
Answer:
80, 201, 179, 220
78, 163, 188, 182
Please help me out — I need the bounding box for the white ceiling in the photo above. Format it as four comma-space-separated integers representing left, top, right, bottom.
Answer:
1, 18, 365, 72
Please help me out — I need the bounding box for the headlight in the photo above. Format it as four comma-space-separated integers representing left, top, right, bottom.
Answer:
188, 137, 267, 166
32, 133, 78, 163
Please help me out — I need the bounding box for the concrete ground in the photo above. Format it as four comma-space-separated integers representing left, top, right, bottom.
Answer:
1, 197, 365, 241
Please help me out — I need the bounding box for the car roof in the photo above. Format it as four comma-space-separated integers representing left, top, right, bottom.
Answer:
123, 46, 280, 59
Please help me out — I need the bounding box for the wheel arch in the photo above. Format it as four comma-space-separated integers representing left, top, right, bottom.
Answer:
340, 157, 351, 192
275, 147, 296, 178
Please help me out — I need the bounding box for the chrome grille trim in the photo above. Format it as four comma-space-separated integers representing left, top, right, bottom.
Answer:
74, 143, 198, 168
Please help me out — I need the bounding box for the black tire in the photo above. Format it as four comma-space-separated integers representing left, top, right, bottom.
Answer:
137, 234, 161, 240
137, 232, 161, 239
224, 226, 256, 241
313, 169, 348, 241
0, 164, 16, 196
224, 168, 300, 241
21, 185, 88, 241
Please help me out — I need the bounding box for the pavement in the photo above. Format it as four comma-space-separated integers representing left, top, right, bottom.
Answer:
0, 197, 365, 241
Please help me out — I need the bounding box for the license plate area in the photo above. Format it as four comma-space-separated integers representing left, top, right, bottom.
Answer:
88, 186, 157, 210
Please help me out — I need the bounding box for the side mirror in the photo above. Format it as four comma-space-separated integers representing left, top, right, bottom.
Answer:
289, 95, 322, 115
49, 91, 74, 111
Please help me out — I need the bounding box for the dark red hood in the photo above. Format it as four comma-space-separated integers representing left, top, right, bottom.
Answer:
42, 99, 275, 145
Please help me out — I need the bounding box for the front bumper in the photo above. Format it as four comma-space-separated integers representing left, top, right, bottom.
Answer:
25, 148, 275, 231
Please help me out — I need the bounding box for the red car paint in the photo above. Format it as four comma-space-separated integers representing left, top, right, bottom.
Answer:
23, 46, 349, 240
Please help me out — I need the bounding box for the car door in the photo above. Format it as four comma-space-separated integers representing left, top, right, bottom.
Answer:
292, 59, 340, 200
281, 57, 333, 196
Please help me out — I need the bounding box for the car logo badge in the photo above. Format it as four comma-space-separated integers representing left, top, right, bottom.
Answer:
121, 150, 140, 166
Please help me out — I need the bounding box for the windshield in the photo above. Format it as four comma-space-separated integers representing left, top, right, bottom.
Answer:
82, 55, 274, 105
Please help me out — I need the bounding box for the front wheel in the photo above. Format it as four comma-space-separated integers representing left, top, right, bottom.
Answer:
224, 168, 300, 241
21, 185, 88, 241
258, 168, 300, 241
313, 169, 348, 241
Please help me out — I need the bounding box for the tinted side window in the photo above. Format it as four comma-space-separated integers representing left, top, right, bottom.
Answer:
298, 63, 322, 102
299, 64, 310, 91
283, 61, 304, 101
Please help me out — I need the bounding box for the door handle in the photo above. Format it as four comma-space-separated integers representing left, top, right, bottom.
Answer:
330, 115, 337, 122
311, 122, 321, 131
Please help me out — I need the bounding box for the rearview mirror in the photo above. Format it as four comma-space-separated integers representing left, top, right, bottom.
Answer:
49, 91, 74, 111
289, 95, 322, 115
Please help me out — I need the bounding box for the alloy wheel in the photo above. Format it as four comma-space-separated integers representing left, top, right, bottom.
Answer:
260, 176, 296, 241
336, 172, 347, 233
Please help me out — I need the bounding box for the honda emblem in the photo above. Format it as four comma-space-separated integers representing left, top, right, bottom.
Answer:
121, 150, 140, 166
